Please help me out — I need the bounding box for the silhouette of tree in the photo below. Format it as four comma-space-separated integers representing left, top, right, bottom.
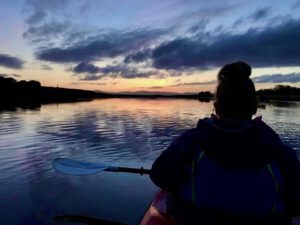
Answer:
257, 85, 300, 101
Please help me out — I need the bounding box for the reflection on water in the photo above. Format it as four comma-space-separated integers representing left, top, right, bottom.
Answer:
0, 99, 299, 225
266, 101, 299, 108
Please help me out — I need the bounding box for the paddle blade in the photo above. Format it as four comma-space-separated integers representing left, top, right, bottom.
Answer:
53, 158, 111, 175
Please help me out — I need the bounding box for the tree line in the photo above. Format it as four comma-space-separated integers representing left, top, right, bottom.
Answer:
0, 76, 299, 110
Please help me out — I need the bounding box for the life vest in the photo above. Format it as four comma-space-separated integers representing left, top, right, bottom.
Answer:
180, 147, 284, 216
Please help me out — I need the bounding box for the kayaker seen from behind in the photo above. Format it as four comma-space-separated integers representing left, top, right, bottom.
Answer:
150, 61, 300, 225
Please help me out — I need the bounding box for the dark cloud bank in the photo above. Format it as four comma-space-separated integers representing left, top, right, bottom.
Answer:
253, 73, 300, 83
36, 18, 300, 73
248, 7, 271, 21
72, 62, 160, 80
149, 19, 300, 70
36, 28, 168, 63
163, 73, 300, 88
0, 54, 24, 69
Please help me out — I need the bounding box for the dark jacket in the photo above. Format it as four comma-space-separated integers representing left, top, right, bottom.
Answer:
150, 117, 300, 221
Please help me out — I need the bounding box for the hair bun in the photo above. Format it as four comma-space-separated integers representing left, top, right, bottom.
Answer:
218, 61, 251, 81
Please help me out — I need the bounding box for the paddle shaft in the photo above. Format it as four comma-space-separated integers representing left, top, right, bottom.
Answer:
107, 166, 151, 175
54, 215, 126, 225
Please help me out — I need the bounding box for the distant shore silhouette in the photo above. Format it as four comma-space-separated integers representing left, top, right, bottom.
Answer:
257, 85, 300, 101
0, 77, 111, 110
0, 76, 299, 110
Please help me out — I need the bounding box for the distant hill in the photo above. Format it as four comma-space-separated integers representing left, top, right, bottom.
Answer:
117, 90, 197, 96
117, 86, 300, 101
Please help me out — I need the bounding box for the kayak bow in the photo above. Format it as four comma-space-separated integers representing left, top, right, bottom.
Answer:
140, 190, 179, 225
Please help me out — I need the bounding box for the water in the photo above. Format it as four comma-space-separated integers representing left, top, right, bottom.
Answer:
0, 99, 299, 225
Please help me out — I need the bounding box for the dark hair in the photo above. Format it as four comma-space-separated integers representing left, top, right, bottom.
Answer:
215, 61, 258, 120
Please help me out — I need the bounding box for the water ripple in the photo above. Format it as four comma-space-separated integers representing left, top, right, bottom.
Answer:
0, 99, 299, 225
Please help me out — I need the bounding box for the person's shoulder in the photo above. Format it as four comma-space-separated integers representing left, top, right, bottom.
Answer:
253, 117, 297, 159
174, 117, 212, 145
252, 117, 282, 145
197, 117, 214, 129
176, 127, 200, 144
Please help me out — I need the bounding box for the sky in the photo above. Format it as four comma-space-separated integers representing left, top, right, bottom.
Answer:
1, 0, 300, 93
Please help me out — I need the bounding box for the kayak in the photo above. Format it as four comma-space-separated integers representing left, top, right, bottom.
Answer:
139, 191, 300, 225
140, 190, 179, 225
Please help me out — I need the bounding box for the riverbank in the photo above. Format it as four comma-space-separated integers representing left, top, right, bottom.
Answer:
0, 77, 299, 110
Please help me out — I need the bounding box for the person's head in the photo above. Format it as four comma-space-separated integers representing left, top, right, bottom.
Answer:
214, 61, 258, 120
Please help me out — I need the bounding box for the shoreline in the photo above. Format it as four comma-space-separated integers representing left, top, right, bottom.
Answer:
1, 77, 299, 110
1, 92, 299, 111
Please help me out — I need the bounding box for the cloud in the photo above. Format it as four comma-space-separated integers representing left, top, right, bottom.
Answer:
150, 18, 300, 70
248, 7, 271, 21
24, 1, 300, 79
41, 65, 52, 70
36, 28, 168, 63
25, 0, 71, 11
146, 80, 217, 89
292, 0, 300, 8
187, 19, 209, 34
146, 73, 300, 89
71, 82, 108, 85
170, 81, 217, 87
0, 73, 22, 78
23, 21, 71, 42
73, 62, 100, 74
232, 17, 245, 27
151, 38, 208, 70
0, 54, 24, 69
25, 10, 46, 25
24, 0, 71, 24
79, 75, 105, 81
124, 50, 152, 64
0, 74, 10, 78
147, 73, 300, 86
145, 86, 161, 89
23, 0, 73, 43
10, 74, 22, 78
176, 3, 237, 24
72, 62, 162, 80
252, 73, 300, 83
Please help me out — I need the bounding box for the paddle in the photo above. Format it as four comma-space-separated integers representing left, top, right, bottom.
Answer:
53, 215, 126, 225
52, 158, 151, 175
52, 158, 151, 224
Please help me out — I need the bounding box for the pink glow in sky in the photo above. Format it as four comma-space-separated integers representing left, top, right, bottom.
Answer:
0, 0, 300, 93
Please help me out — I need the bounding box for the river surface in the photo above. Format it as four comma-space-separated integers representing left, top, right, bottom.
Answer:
0, 99, 299, 225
